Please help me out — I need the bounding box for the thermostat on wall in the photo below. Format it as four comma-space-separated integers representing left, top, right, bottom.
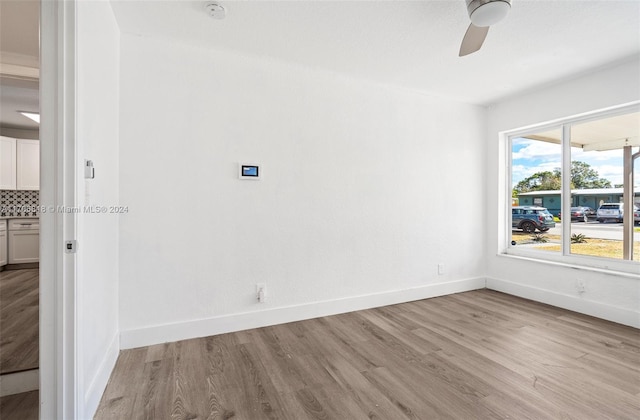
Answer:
239, 163, 261, 180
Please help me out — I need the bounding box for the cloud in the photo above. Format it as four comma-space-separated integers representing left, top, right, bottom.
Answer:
512, 139, 561, 161
572, 149, 623, 185
592, 164, 623, 186
513, 138, 633, 187
572, 148, 622, 162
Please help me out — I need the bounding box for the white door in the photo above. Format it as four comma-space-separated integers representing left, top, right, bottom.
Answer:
0, 136, 17, 190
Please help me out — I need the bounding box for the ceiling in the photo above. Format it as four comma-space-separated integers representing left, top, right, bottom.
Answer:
528, 111, 640, 151
1, 1, 639, 130
0, 78, 39, 129
110, 0, 640, 105
0, 0, 40, 130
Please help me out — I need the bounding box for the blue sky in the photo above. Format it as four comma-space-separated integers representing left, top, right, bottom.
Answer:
512, 138, 639, 189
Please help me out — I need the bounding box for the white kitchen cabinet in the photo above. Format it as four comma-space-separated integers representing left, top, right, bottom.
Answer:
0, 136, 17, 190
0, 136, 39, 191
8, 230, 39, 263
16, 139, 40, 190
8, 219, 39, 264
0, 221, 7, 266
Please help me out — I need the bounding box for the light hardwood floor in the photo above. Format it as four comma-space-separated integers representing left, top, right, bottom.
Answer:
95, 290, 640, 419
0, 269, 39, 374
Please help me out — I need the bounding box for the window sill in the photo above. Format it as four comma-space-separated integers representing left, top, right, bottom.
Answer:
498, 252, 640, 279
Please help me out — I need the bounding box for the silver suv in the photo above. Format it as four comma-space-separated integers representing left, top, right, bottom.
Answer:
597, 203, 640, 224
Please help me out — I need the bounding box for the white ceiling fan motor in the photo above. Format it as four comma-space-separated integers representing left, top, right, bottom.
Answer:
459, 0, 512, 56
466, 0, 512, 27
204, 2, 226, 19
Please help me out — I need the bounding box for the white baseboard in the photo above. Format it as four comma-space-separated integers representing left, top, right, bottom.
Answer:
84, 332, 119, 419
0, 369, 39, 396
486, 277, 640, 328
120, 277, 486, 349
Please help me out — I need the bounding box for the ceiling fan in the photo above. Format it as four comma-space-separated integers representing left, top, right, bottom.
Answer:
459, 0, 512, 57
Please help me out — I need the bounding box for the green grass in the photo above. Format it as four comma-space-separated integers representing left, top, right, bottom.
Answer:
537, 239, 640, 260
512, 232, 639, 261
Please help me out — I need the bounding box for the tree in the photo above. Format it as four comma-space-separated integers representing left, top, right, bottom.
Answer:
513, 171, 561, 195
513, 161, 611, 195
563, 161, 612, 189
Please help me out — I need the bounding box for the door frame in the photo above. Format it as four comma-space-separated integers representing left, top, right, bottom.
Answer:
40, 0, 78, 418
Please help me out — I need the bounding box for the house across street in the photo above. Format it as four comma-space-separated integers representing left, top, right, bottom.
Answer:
517, 188, 639, 216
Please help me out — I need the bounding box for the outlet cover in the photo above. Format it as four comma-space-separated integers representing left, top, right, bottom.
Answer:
256, 283, 267, 302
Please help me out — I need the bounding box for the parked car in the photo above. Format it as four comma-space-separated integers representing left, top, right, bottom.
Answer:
597, 203, 623, 223
558, 206, 596, 222
597, 203, 640, 224
512, 206, 556, 233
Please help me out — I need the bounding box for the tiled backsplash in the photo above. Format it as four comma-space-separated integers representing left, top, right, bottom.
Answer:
1, 190, 40, 217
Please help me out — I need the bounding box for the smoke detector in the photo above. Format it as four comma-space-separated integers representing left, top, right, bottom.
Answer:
204, 2, 225, 19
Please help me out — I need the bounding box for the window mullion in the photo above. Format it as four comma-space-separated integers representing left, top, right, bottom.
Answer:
561, 124, 572, 256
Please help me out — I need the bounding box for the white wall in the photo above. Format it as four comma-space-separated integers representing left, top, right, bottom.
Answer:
117, 35, 487, 348
486, 56, 640, 327
76, 1, 120, 417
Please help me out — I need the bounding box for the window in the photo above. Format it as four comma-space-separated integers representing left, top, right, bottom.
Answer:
505, 104, 639, 274
510, 127, 562, 255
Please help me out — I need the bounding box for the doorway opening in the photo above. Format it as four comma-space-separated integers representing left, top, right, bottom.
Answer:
0, 0, 41, 417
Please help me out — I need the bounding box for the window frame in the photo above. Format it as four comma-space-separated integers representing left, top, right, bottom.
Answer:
502, 101, 640, 276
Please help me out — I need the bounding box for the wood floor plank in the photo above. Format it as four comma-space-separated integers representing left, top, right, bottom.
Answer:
578, 352, 640, 394
171, 339, 212, 419
0, 269, 39, 374
0, 390, 39, 420
320, 353, 412, 419
231, 342, 287, 419
303, 317, 380, 373
435, 347, 566, 419
356, 309, 441, 355
363, 344, 498, 419
93, 395, 136, 420
95, 290, 640, 419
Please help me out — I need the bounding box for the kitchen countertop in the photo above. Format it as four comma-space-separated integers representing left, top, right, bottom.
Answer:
0, 216, 40, 220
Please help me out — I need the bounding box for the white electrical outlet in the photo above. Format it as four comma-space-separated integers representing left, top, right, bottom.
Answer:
576, 280, 586, 294
438, 263, 445, 275
256, 283, 267, 303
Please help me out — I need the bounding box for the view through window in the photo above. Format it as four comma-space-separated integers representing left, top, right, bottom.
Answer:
511, 129, 562, 254
509, 110, 639, 266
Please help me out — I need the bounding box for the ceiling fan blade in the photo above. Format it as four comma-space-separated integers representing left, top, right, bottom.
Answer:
459, 23, 490, 57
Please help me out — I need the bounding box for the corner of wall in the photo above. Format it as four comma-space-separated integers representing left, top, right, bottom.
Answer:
486, 276, 640, 328
83, 332, 119, 419
120, 277, 487, 349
